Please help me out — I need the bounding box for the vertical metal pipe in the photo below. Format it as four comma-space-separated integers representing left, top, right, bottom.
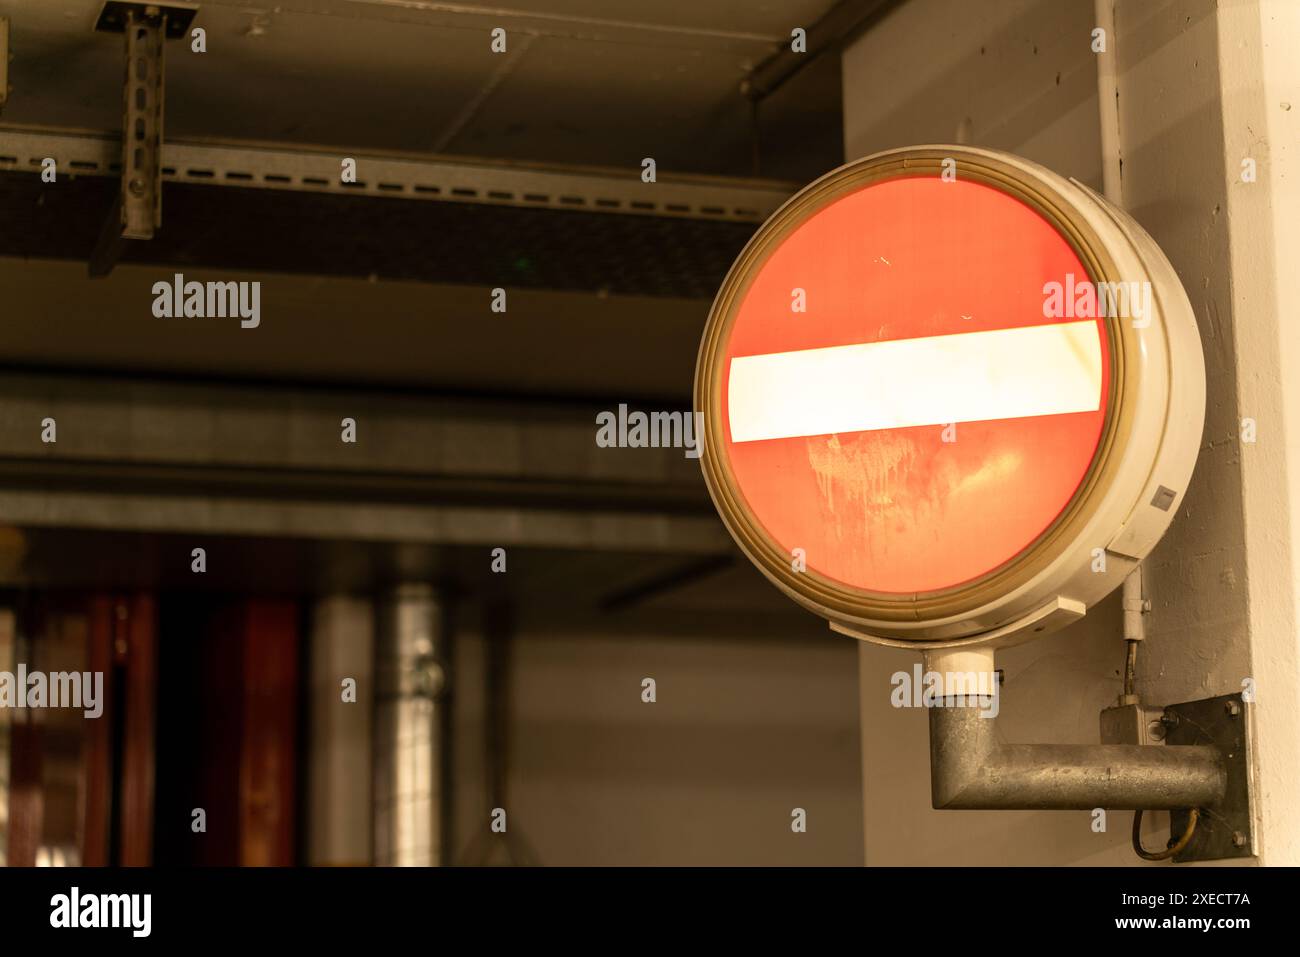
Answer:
373, 584, 449, 866
1094, 0, 1122, 206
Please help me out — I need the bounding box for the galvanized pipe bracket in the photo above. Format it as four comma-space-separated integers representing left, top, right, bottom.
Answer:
927, 683, 1255, 863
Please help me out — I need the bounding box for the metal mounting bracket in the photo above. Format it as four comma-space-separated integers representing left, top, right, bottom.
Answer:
90, 2, 197, 275
1165, 692, 1255, 863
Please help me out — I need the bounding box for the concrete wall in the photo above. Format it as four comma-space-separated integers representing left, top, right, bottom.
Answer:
1209, 0, 1300, 864
843, 0, 1104, 189
451, 624, 864, 866
301, 601, 863, 866
844, 0, 1300, 865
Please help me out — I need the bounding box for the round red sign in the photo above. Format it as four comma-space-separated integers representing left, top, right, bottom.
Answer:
716, 175, 1111, 595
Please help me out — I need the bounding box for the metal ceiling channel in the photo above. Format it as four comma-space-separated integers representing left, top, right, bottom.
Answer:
0, 125, 793, 224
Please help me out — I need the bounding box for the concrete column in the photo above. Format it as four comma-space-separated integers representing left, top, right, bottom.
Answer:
306, 596, 374, 867
1105, 0, 1300, 865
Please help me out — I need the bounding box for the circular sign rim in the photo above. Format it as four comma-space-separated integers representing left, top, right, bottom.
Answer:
695, 146, 1138, 626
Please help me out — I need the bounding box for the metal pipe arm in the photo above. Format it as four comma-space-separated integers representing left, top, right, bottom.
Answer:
928, 700, 1226, 810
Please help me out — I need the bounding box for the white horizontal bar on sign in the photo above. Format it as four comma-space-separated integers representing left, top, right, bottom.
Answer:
727, 320, 1102, 443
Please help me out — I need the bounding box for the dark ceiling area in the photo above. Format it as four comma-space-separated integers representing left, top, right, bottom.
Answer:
0, 172, 760, 298
0, 0, 862, 401
0, 0, 861, 615
0, 0, 846, 183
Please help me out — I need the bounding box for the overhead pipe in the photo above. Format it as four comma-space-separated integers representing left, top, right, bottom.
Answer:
1094, 0, 1123, 206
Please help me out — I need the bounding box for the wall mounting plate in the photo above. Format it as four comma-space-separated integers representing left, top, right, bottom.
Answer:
95, 2, 199, 39
1166, 692, 1254, 863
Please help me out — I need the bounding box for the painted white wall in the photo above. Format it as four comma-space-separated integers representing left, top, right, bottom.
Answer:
843, 0, 1103, 189
1208, 0, 1300, 864
844, 0, 1300, 865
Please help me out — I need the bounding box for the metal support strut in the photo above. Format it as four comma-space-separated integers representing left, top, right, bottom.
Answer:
119, 6, 165, 240
90, 2, 197, 275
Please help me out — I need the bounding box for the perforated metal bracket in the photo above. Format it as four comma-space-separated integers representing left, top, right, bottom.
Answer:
1165, 692, 1255, 863
91, 2, 196, 274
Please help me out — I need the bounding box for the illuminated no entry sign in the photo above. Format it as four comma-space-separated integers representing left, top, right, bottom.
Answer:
696, 146, 1205, 646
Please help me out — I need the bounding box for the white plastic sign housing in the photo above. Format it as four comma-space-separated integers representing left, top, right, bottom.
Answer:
695, 145, 1206, 648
